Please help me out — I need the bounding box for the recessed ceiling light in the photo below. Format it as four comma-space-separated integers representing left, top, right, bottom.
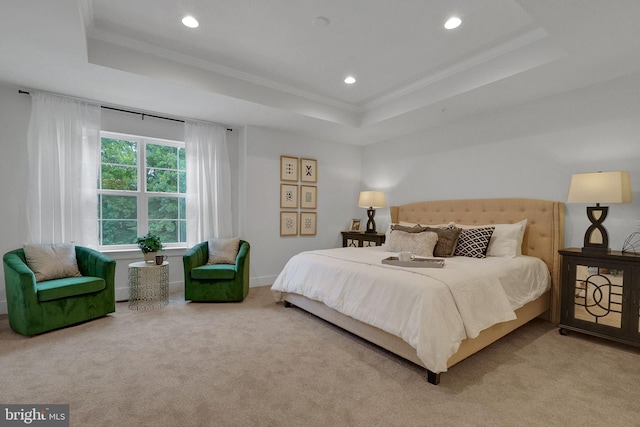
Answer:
444, 16, 462, 30
312, 16, 330, 27
344, 76, 356, 85
182, 15, 199, 28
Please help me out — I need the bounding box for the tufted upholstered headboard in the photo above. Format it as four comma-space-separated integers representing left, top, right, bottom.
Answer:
390, 198, 564, 322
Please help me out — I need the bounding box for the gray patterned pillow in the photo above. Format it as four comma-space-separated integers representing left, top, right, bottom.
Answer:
454, 227, 495, 258
207, 237, 240, 264
390, 224, 428, 233
424, 227, 462, 257
387, 230, 438, 257
23, 243, 82, 282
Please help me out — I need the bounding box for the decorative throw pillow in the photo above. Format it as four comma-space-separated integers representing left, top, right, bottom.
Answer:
456, 220, 527, 258
385, 221, 453, 246
23, 243, 82, 282
424, 227, 462, 257
387, 230, 438, 257
207, 237, 240, 265
454, 227, 495, 258
390, 224, 428, 233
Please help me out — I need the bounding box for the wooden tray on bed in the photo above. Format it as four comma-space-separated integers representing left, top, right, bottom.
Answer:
382, 256, 445, 268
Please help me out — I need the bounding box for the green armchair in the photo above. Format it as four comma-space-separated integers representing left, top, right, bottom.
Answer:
3, 246, 116, 336
183, 240, 250, 302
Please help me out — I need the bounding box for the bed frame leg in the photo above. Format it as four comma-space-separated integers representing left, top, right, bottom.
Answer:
284, 300, 293, 308
427, 370, 440, 385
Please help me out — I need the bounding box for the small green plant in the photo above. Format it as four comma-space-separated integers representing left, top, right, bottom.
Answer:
136, 233, 163, 253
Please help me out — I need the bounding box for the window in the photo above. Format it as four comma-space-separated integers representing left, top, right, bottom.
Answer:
98, 132, 186, 249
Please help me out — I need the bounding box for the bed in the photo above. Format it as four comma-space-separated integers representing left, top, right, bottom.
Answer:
272, 198, 564, 384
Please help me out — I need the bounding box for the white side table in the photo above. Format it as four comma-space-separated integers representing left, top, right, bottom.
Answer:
128, 261, 169, 311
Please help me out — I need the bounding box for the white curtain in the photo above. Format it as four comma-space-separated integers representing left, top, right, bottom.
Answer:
185, 120, 233, 245
26, 92, 101, 246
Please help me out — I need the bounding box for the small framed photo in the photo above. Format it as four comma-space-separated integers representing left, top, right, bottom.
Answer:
280, 184, 298, 208
300, 185, 317, 209
281, 155, 299, 181
349, 219, 361, 231
300, 158, 317, 182
280, 211, 298, 236
300, 212, 317, 236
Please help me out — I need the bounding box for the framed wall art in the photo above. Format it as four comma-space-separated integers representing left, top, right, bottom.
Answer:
300, 212, 317, 236
280, 155, 299, 181
280, 211, 298, 236
280, 184, 298, 208
300, 185, 317, 209
300, 158, 317, 182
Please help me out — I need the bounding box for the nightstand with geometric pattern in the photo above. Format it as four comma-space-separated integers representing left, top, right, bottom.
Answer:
341, 231, 386, 248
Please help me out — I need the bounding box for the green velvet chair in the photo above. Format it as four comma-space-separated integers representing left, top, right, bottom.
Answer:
183, 240, 250, 302
3, 246, 116, 336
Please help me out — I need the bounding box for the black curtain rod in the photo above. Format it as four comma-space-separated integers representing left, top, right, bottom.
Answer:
19, 90, 231, 131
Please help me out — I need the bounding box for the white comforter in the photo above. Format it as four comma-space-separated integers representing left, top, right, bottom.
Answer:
271, 246, 550, 373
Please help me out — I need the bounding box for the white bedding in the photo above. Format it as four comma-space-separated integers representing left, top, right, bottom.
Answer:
271, 246, 550, 373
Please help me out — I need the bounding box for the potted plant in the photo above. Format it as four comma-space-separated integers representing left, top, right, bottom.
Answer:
136, 233, 163, 262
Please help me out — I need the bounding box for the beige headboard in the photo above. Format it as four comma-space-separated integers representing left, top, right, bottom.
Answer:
390, 198, 565, 322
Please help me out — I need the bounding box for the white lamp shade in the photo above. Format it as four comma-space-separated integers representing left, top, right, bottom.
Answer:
358, 191, 386, 208
567, 171, 632, 204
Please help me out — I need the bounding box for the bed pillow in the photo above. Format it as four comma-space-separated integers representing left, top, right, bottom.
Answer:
456, 220, 527, 258
390, 224, 428, 233
387, 230, 438, 257
385, 221, 453, 245
424, 226, 461, 257
454, 227, 495, 258
23, 243, 82, 282
207, 237, 240, 265
488, 220, 527, 257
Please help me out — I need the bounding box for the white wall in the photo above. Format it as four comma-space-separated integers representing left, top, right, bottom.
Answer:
362, 72, 640, 251
241, 125, 362, 286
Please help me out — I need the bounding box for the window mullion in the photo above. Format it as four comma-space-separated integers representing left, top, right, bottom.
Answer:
139, 139, 148, 234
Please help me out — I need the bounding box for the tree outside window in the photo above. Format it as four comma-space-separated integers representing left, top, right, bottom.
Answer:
98, 132, 186, 248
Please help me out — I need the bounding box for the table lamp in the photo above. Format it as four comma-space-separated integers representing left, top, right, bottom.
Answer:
567, 171, 632, 252
358, 191, 386, 234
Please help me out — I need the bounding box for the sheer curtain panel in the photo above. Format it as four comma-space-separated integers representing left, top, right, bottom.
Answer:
185, 121, 233, 246
26, 92, 101, 246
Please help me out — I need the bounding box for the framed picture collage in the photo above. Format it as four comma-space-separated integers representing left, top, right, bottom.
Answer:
280, 155, 317, 236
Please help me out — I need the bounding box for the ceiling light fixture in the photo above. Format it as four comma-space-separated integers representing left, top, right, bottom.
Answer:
312, 16, 330, 28
182, 15, 199, 28
344, 76, 356, 85
444, 16, 462, 30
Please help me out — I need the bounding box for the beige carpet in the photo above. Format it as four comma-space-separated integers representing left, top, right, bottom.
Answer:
1, 286, 639, 427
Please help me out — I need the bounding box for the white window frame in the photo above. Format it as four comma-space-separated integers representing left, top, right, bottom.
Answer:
98, 131, 187, 251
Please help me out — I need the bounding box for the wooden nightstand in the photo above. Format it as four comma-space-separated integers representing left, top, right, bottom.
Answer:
341, 231, 386, 248
558, 248, 640, 347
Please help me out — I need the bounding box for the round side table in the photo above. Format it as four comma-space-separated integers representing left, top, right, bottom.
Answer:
128, 261, 169, 311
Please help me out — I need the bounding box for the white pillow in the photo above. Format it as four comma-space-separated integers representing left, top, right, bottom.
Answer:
455, 220, 527, 258
207, 237, 240, 265
23, 243, 82, 282
386, 230, 438, 257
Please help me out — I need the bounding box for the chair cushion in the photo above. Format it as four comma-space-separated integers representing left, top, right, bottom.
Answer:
36, 276, 106, 302
207, 237, 240, 264
23, 243, 82, 282
191, 264, 236, 280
